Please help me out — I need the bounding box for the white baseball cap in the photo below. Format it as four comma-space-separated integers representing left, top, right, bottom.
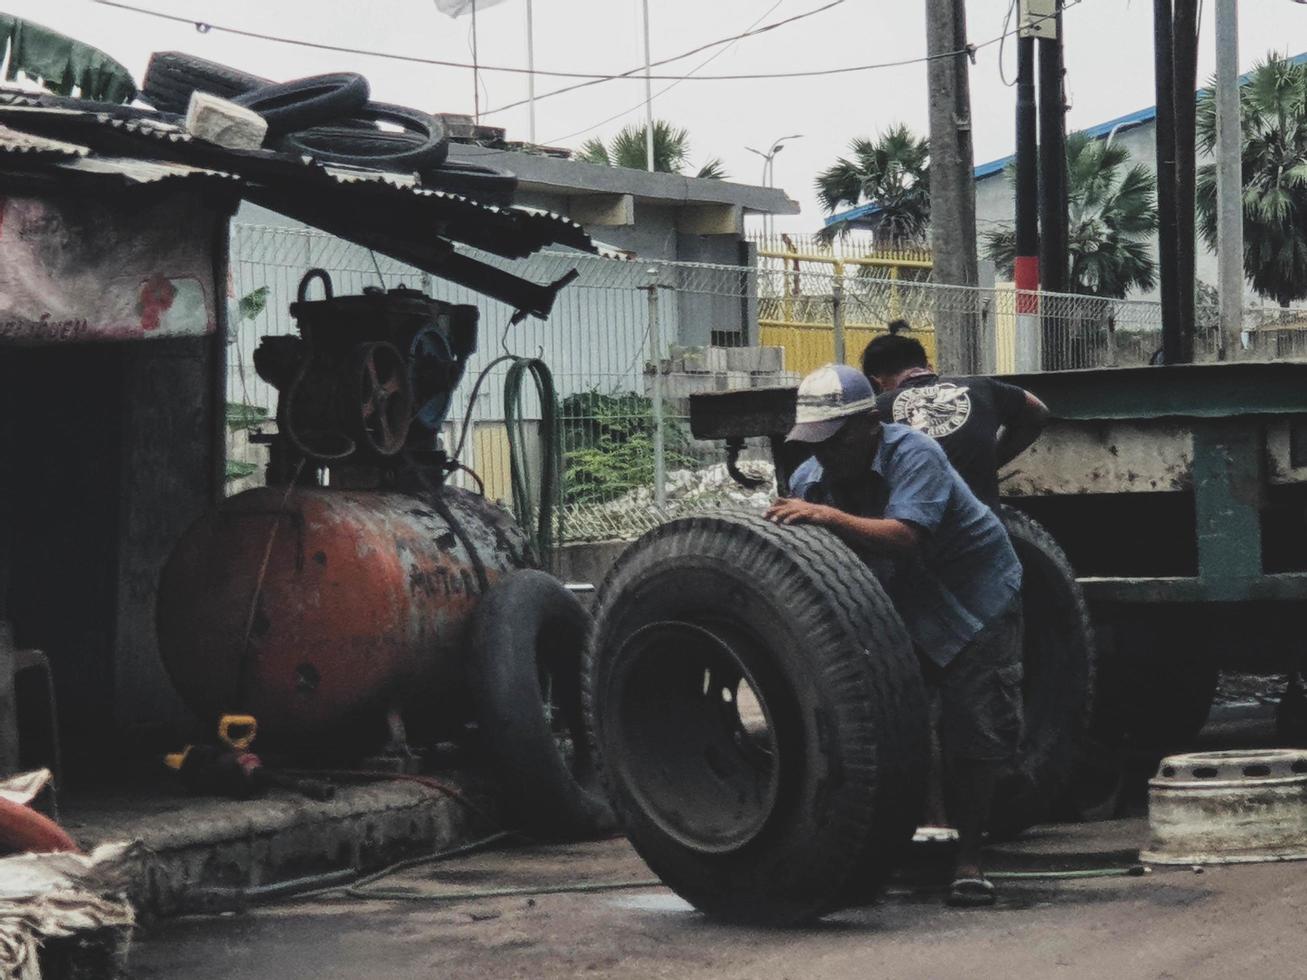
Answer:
785, 363, 878, 443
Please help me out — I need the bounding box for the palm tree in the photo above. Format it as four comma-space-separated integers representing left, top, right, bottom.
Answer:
983, 132, 1158, 298
1196, 54, 1307, 308
815, 124, 930, 246
578, 120, 728, 179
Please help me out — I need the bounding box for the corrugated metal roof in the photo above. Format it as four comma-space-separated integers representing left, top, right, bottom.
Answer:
0, 99, 598, 318
53, 154, 239, 185
0, 102, 594, 254
0, 122, 86, 158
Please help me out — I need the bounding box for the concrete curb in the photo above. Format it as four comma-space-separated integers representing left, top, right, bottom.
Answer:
62, 773, 501, 918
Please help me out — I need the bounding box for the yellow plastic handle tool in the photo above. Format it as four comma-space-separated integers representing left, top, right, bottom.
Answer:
218, 714, 258, 751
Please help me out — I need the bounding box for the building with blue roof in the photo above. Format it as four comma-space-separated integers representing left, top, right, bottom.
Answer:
823, 52, 1307, 303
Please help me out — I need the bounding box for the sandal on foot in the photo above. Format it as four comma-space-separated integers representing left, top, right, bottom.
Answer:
947, 876, 996, 907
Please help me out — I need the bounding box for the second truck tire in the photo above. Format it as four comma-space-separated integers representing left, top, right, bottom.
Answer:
989, 507, 1096, 837
469, 570, 615, 841
585, 513, 929, 925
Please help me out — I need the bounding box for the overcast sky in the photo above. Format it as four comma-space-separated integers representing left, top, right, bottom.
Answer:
16, 0, 1304, 232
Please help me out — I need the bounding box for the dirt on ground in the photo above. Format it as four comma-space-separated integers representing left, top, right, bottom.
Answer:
132, 817, 1307, 980
130, 699, 1307, 980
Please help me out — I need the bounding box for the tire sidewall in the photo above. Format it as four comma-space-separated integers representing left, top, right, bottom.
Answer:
470, 569, 613, 840
992, 506, 1095, 835
586, 515, 927, 923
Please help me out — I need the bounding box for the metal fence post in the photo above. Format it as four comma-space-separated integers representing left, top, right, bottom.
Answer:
645, 267, 666, 510
832, 259, 846, 365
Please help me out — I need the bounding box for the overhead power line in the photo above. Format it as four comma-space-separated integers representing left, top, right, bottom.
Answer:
547, 0, 1085, 145
93, 0, 843, 81
544, 0, 786, 144
483, 0, 840, 116
94, 0, 1080, 84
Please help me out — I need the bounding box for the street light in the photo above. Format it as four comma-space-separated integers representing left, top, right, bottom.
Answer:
745, 134, 802, 240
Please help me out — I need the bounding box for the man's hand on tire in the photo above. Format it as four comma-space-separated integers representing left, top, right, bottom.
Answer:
765, 498, 834, 526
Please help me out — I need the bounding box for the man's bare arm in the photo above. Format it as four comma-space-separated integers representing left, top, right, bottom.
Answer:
764, 498, 920, 557
995, 391, 1050, 467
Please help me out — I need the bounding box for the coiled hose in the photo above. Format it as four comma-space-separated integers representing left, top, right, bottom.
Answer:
452, 355, 562, 568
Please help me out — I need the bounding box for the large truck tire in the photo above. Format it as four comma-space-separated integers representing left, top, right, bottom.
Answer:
141, 51, 270, 113
585, 514, 929, 925
469, 570, 615, 841
990, 507, 1095, 838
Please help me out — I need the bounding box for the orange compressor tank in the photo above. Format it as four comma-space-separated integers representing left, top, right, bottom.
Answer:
156, 485, 535, 749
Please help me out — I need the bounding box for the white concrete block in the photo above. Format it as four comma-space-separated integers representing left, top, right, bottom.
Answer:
704, 347, 731, 373
185, 91, 268, 151
725, 346, 784, 373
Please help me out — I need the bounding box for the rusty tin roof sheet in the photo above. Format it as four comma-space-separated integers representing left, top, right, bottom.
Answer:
0, 99, 598, 317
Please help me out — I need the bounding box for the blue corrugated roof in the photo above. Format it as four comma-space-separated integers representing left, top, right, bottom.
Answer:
823, 51, 1307, 228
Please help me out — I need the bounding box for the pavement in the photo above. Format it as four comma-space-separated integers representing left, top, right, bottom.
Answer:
122, 695, 1307, 979
128, 818, 1307, 980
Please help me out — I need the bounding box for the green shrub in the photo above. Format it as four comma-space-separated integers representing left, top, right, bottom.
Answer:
560, 389, 694, 506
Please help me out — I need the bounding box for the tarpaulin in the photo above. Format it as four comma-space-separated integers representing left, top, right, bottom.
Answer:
0, 16, 135, 104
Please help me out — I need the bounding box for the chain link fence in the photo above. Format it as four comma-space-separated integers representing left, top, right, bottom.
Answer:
226, 225, 781, 543
226, 222, 1306, 545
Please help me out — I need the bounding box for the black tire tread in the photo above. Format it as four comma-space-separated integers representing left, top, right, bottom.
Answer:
233, 73, 370, 138
470, 569, 615, 841
585, 511, 928, 924
991, 506, 1095, 837
280, 102, 449, 172
141, 51, 270, 113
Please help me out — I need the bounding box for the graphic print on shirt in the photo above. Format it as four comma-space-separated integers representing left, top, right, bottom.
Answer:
890, 383, 973, 439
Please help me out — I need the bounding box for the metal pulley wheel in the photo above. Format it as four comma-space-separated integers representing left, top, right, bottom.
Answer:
1141, 749, 1307, 865
350, 341, 413, 456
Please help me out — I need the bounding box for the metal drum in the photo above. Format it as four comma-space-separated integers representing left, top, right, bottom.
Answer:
157, 486, 534, 748
1141, 749, 1307, 865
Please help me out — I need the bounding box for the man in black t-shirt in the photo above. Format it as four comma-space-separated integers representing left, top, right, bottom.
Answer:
862, 326, 1049, 511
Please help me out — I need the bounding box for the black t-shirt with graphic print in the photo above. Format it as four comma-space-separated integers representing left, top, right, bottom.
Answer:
874, 372, 1028, 511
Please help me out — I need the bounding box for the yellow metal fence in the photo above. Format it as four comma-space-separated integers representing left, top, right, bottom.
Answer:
758, 322, 938, 376
756, 247, 937, 376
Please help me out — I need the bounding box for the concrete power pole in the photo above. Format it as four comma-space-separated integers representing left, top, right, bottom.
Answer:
1215, 0, 1243, 357
1153, 0, 1183, 362
1014, 32, 1040, 372
925, 0, 980, 374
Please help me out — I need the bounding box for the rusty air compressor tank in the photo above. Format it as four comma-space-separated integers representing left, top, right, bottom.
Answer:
158, 485, 534, 747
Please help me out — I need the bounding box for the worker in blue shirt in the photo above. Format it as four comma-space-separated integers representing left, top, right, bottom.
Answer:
766, 363, 1023, 907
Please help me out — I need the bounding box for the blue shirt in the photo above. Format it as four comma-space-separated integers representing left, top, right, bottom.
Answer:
789, 423, 1022, 667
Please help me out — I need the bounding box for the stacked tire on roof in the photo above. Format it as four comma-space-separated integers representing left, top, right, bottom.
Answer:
139, 51, 516, 203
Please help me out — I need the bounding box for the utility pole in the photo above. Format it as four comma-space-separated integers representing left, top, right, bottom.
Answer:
1014, 22, 1040, 371
1215, 0, 1243, 358
925, 0, 980, 374
1153, 0, 1183, 363
1173, 0, 1200, 361
641, 0, 656, 172
526, 0, 536, 143
471, 0, 480, 124
1037, 1, 1067, 297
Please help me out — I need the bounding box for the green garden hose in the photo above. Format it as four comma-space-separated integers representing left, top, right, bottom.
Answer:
503, 357, 562, 566
451, 354, 562, 567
